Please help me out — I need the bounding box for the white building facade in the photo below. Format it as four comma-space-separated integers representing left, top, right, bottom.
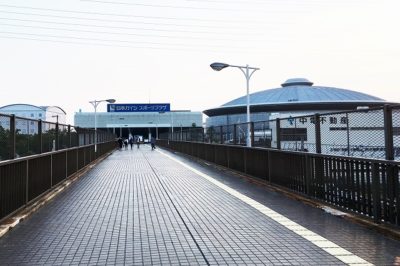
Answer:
0, 104, 67, 134
74, 104, 202, 141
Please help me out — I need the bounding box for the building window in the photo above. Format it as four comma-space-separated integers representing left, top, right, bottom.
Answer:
39, 113, 42, 117
30, 113, 34, 117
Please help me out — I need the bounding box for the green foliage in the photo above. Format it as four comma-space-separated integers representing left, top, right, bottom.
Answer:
0, 126, 10, 160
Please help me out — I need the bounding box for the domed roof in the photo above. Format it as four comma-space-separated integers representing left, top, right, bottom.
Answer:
204, 78, 389, 116
222, 78, 384, 107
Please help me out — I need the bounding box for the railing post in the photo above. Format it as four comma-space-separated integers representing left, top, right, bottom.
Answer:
233, 124, 237, 145
314, 114, 321, 154
68, 125, 71, 148
9, 114, 16, 159
38, 119, 43, 154
384, 105, 394, 160
250, 122, 254, 147
305, 155, 311, 196
372, 162, 381, 223
55, 121, 59, 151
220, 126, 223, 144
346, 113, 350, 156
276, 118, 281, 150
244, 147, 247, 174
26, 160, 29, 204
50, 154, 53, 187
267, 150, 271, 183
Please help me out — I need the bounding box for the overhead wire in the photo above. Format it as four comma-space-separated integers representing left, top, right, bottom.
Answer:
80, 0, 375, 11
2, 1, 368, 52
0, 30, 265, 51
0, 34, 263, 54
0, 10, 266, 31
0, 1, 270, 51
0, 4, 265, 24
79, 0, 261, 12
0, 23, 267, 46
0, 17, 263, 37
0, 20, 266, 42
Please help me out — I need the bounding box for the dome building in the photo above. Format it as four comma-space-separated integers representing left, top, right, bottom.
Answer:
204, 78, 390, 127
204, 78, 400, 158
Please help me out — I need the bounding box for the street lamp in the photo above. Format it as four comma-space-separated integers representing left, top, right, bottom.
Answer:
210, 62, 260, 147
89, 98, 116, 152
51, 115, 59, 151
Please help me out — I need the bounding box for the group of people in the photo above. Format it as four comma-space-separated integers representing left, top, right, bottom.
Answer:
117, 136, 156, 151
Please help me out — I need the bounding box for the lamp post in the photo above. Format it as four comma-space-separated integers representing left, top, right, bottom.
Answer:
210, 62, 260, 147
51, 115, 59, 151
89, 98, 116, 152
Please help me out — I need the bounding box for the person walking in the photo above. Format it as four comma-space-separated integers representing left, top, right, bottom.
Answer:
136, 137, 140, 149
117, 137, 123, 150
129, 137, 134, 150
151, 136, 156, 150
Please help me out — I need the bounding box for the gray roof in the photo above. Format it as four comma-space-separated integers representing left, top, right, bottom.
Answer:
204, 78, 390, 116
222, 78, 384, 107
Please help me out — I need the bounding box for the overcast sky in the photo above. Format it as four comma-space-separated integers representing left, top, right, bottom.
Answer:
0, 0, 399, 124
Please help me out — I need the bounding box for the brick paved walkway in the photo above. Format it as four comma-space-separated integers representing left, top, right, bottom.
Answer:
0, 145, 399, 265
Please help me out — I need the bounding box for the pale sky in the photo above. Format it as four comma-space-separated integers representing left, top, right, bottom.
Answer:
0, 0, 399, 124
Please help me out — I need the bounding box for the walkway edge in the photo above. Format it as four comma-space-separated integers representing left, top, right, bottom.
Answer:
0, 150, 115, 239
164, 148, 400, 241
157, 149, 372, 266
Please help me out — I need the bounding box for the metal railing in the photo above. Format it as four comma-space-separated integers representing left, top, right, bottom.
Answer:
0, 113, 115, 161
0, 141, 116, 222
159, 104, 400, 161
0, 113, 117, 221
157, 140, 400, 227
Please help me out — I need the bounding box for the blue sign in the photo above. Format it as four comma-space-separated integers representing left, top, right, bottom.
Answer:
107, 103, 170, 113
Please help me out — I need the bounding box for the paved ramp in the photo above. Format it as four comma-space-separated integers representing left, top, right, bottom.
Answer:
0, 145, 399, 265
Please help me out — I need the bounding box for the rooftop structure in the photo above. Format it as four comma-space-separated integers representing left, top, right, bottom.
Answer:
204, 78, 390, 117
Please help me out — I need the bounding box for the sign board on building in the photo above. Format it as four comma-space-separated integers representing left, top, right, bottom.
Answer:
107, 103, 170, 113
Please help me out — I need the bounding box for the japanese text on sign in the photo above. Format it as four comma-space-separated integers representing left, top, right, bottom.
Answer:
107, 104, 170, 112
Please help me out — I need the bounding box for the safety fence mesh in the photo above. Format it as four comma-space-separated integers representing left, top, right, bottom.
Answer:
0, 114, 11, 160
162, 105, 400, 161
0, 114, 115, 161
393, 106, 400, 160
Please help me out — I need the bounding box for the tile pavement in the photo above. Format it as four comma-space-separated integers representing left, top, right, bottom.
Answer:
0, 145, 399, 265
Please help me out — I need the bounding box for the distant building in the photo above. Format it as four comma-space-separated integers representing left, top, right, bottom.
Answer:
204, 78, 392, 127
204, 78, 399, 158
0, 104, 66, 123
0, 104, 66, 134
74, 103, 202, 141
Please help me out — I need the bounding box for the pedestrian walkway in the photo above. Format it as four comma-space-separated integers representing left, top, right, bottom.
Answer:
0, 145, 399, 265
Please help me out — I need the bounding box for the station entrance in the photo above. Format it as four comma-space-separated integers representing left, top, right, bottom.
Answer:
113, 126, 171, 142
